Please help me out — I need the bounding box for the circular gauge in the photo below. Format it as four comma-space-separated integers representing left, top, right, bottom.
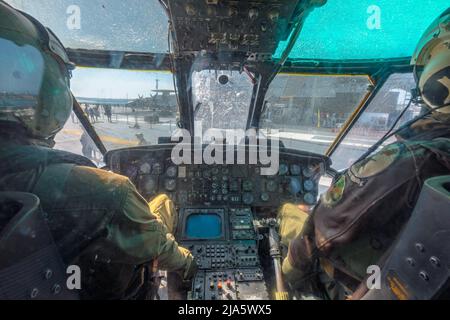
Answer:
242, 180, 253, 191
303, 165, 316, 178
242, 193, 254, 205
304, 193, 316, 205
164, 179, 177, 191
166, 165, 178, 178
212, 167, 219, 175
266, 180, 278, 192
139, 162, 151, 174
303, 180, 315, 192
288, 177, 302, 195
278, 163, 289, 176
290, 164, 301, 176
260, 192, 270, 202
140, 176, 157, 194
221, 167, 229, 175
152, 163, 163, 175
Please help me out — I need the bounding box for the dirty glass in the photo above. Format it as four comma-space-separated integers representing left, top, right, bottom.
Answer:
260, 74, 371, 155
54, 67, 177, 155
54, 114, 104, 165
330, 73, 423, 171
276, 0, 449, 60
5, 0, 169, 53
193, 70, 253, 134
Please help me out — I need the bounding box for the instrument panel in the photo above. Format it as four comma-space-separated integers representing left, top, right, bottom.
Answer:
106, 145, 329, 208
177, 207, 269, 300
105, 144, 330, 300
166, 0, 303, 58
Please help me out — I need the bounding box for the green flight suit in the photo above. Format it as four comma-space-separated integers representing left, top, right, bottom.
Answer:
0, 139, 195, 299
279, 113, 450, 299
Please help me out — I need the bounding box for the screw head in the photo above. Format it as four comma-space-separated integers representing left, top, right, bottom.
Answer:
430, 256, 441, 267
52, 284, 62, 295
44, 269, 53, 280
406, 257, 416, 266
419, 271, 430, 281
30, 288, 39, 299
415, 243, 425, 253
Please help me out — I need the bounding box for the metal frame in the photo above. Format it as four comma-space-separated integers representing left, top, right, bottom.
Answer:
72, 93, 107, 155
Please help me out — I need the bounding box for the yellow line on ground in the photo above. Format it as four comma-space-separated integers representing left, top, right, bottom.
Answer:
61, 129, 138, 146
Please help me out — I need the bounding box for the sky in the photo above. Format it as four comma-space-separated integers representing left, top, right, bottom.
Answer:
70, 67, 174, 99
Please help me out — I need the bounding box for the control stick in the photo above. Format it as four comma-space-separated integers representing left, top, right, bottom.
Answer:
267, 219, 289, 300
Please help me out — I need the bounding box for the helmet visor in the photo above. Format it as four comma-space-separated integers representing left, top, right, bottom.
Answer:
0, 37, 45, 114
0, 36, 73, 138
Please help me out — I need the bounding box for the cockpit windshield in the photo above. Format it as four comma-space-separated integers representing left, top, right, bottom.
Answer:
193, 70, 253, 134
5, 0, 168, 52
260, 74, 371, 155
6, 0, 449, 170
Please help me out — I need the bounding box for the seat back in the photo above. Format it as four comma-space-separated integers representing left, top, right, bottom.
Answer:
362, 176, 450, 300
0, 192, 79, 300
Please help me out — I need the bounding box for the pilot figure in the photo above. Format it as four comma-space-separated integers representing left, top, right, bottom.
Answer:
279, 9, 450, 299
0, 2, 195, 299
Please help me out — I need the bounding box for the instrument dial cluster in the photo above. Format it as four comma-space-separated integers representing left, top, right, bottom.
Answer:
112, 149, 327, 207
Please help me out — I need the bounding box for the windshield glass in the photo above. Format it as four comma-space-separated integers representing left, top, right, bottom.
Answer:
5, 0, 168, 52
276, 0, 449, 60
330, 73, 423, 171
54, 67, 177, 158
193, 70, 253, 134
260, 74, 371, 155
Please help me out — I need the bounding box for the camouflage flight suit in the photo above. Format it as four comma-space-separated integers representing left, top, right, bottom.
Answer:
0, 138, 195, 299
278, 112, 450, 299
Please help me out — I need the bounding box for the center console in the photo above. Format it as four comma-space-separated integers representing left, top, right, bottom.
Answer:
177, 207, 269, 300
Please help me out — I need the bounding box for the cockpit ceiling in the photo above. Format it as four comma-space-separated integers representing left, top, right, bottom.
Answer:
166, 0, 309, 59
5, 0, 449, 64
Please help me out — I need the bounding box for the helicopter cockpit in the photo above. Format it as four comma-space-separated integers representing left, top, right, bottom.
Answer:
1, 0, 449, 301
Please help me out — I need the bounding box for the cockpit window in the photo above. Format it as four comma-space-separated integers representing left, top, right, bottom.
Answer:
5, 0, 168, 52
193, 70, 253, 134
277, 0, 449, 60
54, 67, 177, 158
260, 74, 371, 155
330, 73, 423, 171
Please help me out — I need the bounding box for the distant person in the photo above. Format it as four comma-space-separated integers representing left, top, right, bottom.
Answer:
88, 106, 96, 123
104, 104, 112, 123
93, 105, 100, 122
136, 133, 149, 146
130, 108, 140, 129
84, 104, 90, 117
